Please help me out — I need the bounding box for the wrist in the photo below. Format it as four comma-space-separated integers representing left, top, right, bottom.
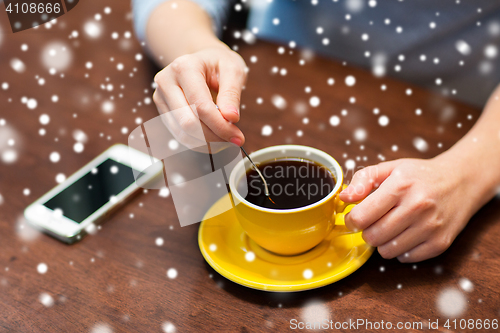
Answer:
434, 138, 499, 215
145, 0, 227, 65
184, 28, 227, 54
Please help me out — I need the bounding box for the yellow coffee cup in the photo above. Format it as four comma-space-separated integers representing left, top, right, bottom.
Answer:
229, 145, 360, 256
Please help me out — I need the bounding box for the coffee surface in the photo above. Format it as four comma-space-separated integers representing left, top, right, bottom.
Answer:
238, 158, 336, 209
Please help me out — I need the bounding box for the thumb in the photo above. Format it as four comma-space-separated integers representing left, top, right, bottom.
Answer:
339, 160, 402, 203
216, 62, 246, 124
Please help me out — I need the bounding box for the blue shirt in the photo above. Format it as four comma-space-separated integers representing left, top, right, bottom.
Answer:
132, 0, 500, 107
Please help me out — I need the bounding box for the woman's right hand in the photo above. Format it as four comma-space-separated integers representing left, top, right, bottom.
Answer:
153, 44, 247, 147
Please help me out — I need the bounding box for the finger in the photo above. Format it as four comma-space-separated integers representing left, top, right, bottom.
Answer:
377, 224, 432, 260
177, 69, 245, 145
396, 240, 447, 263
344, 175, 400, 231
155, 86, 222, 144
158, 81, 206, 141
154, 67, 187, 111
216, 61, 246, 124
154, 68, 229, 145
339, 160, 403, 203
157, 81, 186, 111
360, 205, 413, 247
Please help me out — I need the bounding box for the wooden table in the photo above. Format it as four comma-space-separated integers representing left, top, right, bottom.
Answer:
1, 1, 499, 332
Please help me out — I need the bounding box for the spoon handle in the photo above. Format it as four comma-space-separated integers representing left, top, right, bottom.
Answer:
240, 147, 270, 197
214, 105, 271, 198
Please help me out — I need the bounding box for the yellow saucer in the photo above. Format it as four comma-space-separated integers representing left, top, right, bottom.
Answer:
198, 195, 375, 292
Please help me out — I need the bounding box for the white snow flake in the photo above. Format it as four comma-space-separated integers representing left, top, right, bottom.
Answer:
167, 268, 178, 279
168, 139, 179, 150
39, 114, 50, 125
49, 152, 60, 163
162, 322, 176, 333
37, 263, 48, 274
301, 301, 330, 324
90, 323, 113, 333
159, 187, 170, 198
309, 96, 320, 107
10, 58, 26, 73
329, 115, 340, 127
101, 100, 115, 113
413, 137, 429, 152
27, 98, 38, 110
245, 251, 256, 262
84, 20, 103, 39
455, 40, 471, 55
458, 278, 474, 292
39, 292, 54, 307
485, 45, 498, 59
41, 42, 72, 71
436, 287, 467, 317
354, 128, 367, 141
2, 150, 18, 164
345, 0, 364, 13
378, 115, 389, 126
72, 129, 88, 143
345, 75, 356, 86
271, 95, 287, 110
55, 173, 66, 183
345, 159, 356, 170
261, 125, 273, 136
302, 269, 313, 279
73, 142, 84, 153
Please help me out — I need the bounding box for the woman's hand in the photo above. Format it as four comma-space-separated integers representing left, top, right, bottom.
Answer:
339, 156, 478, 263
153, 45, 247, 147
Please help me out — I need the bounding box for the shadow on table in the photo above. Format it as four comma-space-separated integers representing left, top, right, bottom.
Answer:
204, 197, 500, 309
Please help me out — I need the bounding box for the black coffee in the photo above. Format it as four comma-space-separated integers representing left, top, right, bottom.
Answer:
238, 158, 336, 209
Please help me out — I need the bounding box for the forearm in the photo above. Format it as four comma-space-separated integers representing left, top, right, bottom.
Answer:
145, 0, 228, 67
436, 84, 500, 212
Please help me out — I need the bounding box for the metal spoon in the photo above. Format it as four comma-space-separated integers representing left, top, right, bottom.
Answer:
214, 104, 272, 200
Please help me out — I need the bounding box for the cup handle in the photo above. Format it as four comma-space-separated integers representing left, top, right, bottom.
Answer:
332, 184, 362, 236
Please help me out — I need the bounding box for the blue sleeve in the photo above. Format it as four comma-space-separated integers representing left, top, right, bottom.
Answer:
131, 0, 232, 42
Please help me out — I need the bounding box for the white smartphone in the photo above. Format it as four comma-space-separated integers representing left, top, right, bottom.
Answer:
24, 144, 161, 243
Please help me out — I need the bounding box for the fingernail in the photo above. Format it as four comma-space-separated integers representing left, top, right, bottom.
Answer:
225, 105, 239, 116
341, 185, 353, 195
230, 137, 242, 146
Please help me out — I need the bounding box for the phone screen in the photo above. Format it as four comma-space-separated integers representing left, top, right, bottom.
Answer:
44, 158, 137, 223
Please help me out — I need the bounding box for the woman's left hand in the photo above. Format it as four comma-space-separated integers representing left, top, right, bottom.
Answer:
339, 156, 477, 263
